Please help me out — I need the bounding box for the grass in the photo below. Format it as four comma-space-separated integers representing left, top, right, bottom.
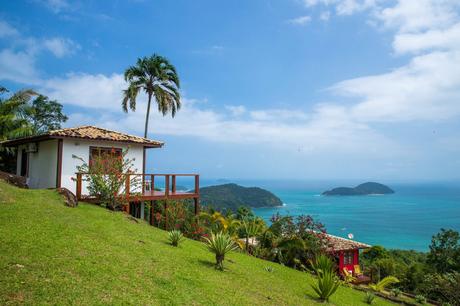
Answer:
0, 181, 395, 305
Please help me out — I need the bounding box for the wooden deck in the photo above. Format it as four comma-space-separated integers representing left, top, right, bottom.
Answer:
75, 173, 200, 202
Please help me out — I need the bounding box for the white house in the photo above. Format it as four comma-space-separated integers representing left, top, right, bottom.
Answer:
1, 126, 163, 194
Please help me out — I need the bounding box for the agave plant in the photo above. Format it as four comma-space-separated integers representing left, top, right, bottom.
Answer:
364, 292, 376, 304
168, 230, 184, 247
310, 254, 335, 276
204, 232, 238, 270
369, 276, 399, 292
311, 270, 340, 302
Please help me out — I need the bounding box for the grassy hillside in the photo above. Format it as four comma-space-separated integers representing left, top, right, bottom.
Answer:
0, 181, 394, 305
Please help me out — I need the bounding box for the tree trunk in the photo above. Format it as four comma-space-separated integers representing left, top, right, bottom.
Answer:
144, 93, 152, 138
216, 254, 225, 270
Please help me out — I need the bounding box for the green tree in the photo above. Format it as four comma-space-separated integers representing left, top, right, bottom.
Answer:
26, 95, 68, 134
427, 229, 460, 273
122, 54, 181, 138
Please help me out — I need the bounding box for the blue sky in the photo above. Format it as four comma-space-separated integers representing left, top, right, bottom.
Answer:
1, 0, 460, 181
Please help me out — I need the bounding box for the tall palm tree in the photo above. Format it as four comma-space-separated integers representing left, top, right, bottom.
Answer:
122, 54, 181, 138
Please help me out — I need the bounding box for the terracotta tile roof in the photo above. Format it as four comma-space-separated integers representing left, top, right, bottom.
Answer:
1, 126, 163, 147
325, 233, 371, 252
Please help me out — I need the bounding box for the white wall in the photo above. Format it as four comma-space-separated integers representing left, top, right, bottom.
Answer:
60, 139, 144, 195
17, 140, 58, 189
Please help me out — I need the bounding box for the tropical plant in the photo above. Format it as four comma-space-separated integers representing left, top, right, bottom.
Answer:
122, 54, 181, 138
369, 276, 400, 292
364, 292, 376, 304
264, 266, 275, 273
415, 294, 427, 304
240, 219, 261, 252
310, 270, 340, 302
73, 148, 141, 210
310, 254, 335, 276
427, 229, 460, 274
204, 232, 238, 270
168, 230, 184, 247
25, 95, 68, 134
342, 268, 357, 286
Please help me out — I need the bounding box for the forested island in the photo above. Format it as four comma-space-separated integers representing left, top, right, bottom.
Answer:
198, 183, 283, 211
322, 182, 394, 196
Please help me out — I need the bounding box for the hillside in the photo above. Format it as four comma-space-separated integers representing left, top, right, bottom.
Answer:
0, 181, 393, 305
322, 182, 395, 196
199, 183, 283, 211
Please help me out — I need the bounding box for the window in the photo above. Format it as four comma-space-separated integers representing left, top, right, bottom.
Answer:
343, 251, 354, 265
89, 147, 122, 171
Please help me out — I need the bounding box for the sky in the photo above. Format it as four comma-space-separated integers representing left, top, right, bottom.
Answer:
1, 0, 460, 181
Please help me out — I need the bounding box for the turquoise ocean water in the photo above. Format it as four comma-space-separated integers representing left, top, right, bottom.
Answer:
199, 179, 460, 252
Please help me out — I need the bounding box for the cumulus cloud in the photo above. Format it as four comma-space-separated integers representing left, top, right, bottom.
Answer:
0, 21, 19, 38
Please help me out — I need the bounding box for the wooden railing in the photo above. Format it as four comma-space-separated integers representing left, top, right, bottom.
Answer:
75, 173, 199, 201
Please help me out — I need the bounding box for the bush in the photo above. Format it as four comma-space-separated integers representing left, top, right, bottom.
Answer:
415, 294, 426, 304
311, 270, 340, 302
364, 292, 375, 304
168, 230, 184, 247
391, 288, 401, 297
204, 232, 238, 270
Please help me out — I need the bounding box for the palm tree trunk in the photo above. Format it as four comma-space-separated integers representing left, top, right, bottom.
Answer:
144, 93, 152, 138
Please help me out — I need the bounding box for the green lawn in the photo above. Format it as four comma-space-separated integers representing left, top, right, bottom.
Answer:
0, 181, 395, 305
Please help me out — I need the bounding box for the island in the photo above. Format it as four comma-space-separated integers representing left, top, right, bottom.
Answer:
322, 182, 394, 196
198, 183, 283, 211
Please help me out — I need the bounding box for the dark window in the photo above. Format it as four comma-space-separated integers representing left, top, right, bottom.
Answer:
20, 149, 28, 177
343, 251, 354, 265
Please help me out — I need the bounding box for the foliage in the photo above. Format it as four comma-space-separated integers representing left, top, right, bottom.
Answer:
391, 288, 401, 297
364, 292, 376, 304
240, 218, 262, 252
204, 232, 238, 270
362, 246, 389, 262
25, 95, 68, 134
427, 228, 460, 274
369, 276, 399, 292
310, 254, 335, 276
168, 230, 184, 247
419, 272, 460, 305
310, 270, 340, 302
414, 294, 426, 304
122, 54, 181, 138
199, 183, 283, 212
264, 266, 275, 273
73, 148, 140, 210
342, 267, 357, 286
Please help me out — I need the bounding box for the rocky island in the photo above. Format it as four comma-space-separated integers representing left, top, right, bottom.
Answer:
322, 182, 394, 196
198, 183, 283, 211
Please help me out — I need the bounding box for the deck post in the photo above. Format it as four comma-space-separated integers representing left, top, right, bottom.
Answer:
151, 175, 155, 191
165, 175, 170, 197
76, 173, 82, 200
164, 201, 168, 230
194, 175, 200, 195
194, 197, 200, 215
172, 175, 176, 193
125, 174, 130, 196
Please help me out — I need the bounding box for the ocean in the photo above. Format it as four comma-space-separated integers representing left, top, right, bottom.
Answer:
200, 179, 460, 252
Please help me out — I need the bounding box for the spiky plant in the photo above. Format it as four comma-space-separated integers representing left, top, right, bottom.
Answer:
167, 230, 184, 247
391, 288, 401, 297
204, 232, 238, 270
415, 295, 426, 304
311, 270, 340, 302
369, 276, 399, 292
310, 254, 335, 276
364, 292, 375, 304
241, 219, 261, 252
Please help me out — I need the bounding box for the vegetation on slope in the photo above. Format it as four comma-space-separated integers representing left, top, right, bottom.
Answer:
322, 182, 395, 196
199, 183, 283, 211
0, 181, 394, 305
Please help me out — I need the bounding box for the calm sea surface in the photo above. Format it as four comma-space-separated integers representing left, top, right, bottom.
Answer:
200, 179, 460, 252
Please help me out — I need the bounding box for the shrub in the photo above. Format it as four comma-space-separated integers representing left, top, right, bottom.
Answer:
391, 288, 402, 297
364, 292, 375, 304
370, 276, 399, 292
311, 270, 340, 302
415, 294, 426, 304
264, 266, 275, 273
310, 254, 335, 276
204, 232, 238, 270
168, 230, 184, 247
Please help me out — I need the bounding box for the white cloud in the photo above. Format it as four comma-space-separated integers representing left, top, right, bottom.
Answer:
287, 15, 312, 25
0, 49, 40, 85
302, 0, 378, 15
225, 105, 246, 116
43, 37, 80, 58
320, 11, 331, 21
0, 21, 19, 38
39, 0, 70, 13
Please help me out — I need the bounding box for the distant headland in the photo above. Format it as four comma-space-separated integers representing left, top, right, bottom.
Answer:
322, 182, 395, 196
